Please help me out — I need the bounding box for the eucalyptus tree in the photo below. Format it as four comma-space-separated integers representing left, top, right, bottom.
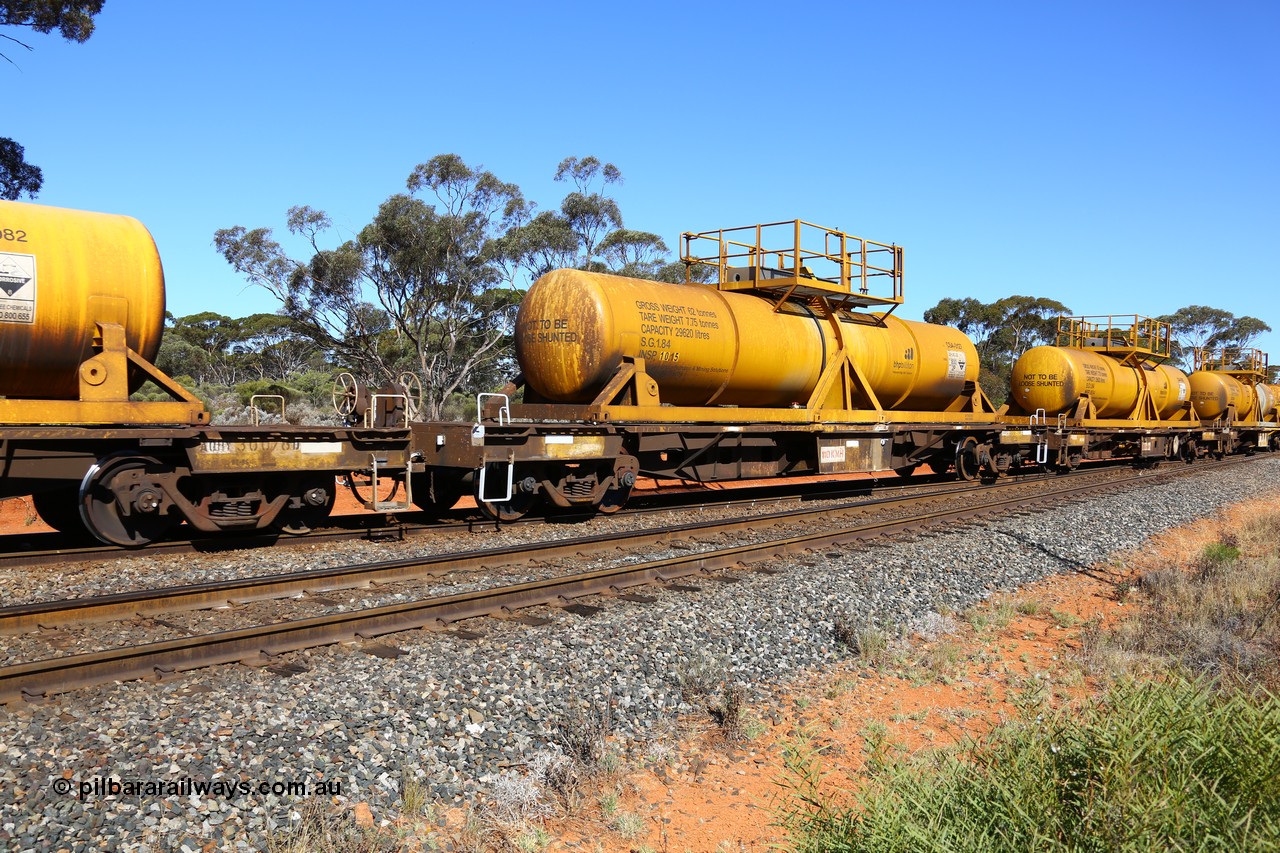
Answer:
498, 156, 665, 281
217, 153, 703, 417
988, 295, 1071, 363
0, 138, 41, 200
923, 297, 1005, 365
553, 155, 623, 269
1156, 305, 1272, 369
924, 294, 1070, 406
597, 228, 671, 279
216, 155, 527, 420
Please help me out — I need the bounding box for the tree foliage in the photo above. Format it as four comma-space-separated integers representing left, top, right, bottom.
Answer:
156, 311, 323, 389
924, 294, 1071, 404
1156, 305, 1272, 369
144, 311, 335, 423
216, 154, 702, 420
0, 137, 41, 199
553, 156, 623, 270
0, 0, 102, 47
496, 156, 657, 281
597, 228, 670, 279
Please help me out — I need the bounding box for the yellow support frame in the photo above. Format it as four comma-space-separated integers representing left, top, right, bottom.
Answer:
0, 323, 209, 426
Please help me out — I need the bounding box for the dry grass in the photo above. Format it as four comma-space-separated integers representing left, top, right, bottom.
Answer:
834, 615, 892, 667
1081, 510, 1280, 690
779, 500, 1280, 852
265, 800, 393, 853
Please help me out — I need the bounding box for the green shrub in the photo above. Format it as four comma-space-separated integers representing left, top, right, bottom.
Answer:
234, 378, 306, 407
778, 676, 1280, 852
1200, 540, 1241, 566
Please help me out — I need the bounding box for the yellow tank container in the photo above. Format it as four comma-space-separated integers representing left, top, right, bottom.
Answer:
1256, 383, 1280, 421
0, 200, 166, 400
515, 269, 979, 409
1009, 346, 1190, 419
1190, 371, 1257, 421
1146, 363, 1193, 418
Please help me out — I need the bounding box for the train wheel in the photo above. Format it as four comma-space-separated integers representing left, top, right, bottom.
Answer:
31, 487, 90, 537
596, 465, 636, 515
475, 487, 535, 522
345, 471, 401, 507
596, 485, 632, 515
894, 463, 920, 478
79, 453, 177, 547
954, 437, 981, 481
277, 476, 336, 535
474, 465, 538, 522
411, 468, 468, 516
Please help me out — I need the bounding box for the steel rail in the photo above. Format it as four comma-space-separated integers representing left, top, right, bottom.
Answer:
0, 459, 1245, 704
0, 471, 960, 570
0, 465, 1134, 634
0, 472, 1064, 634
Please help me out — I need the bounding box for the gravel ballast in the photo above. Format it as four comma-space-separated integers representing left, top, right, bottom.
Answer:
1, 458, 1277, 851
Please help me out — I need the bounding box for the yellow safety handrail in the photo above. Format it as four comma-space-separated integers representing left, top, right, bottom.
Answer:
1194, 347, 1268, 375
1055, 315, 1172, 362
679, 219, 903, 307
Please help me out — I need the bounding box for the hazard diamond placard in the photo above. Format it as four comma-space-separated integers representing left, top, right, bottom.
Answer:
0, 251, 36, 324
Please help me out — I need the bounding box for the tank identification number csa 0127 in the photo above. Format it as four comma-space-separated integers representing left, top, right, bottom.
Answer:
0, 251, 36, 324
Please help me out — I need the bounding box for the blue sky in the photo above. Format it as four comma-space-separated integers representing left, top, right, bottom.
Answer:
10, 1, 1278, 361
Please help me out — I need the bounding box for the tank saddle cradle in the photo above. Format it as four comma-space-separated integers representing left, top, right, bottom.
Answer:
0, 321, 208, 427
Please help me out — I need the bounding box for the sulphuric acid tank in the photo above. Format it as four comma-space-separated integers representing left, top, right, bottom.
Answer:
1009, 346, 1191, 419
1256, 382, 1280, 420
514, 269, 979, 409
1189, 371, 1263, 421
0, 200, 166, 399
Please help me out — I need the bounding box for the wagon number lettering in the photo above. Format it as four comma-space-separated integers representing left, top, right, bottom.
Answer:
0, 228, 28, 243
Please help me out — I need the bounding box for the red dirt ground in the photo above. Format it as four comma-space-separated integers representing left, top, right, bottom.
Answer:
4, 476, 1267, 851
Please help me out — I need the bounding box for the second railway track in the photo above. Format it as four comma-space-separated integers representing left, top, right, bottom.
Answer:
0, 458, 1250, 703
0, 471, 960, 571
0, 466, 1130, 634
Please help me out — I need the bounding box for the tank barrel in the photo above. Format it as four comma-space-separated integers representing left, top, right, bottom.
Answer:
0, 200, 166, 400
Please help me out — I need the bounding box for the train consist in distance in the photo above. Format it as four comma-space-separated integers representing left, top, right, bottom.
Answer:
1, 203, 1276, 545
